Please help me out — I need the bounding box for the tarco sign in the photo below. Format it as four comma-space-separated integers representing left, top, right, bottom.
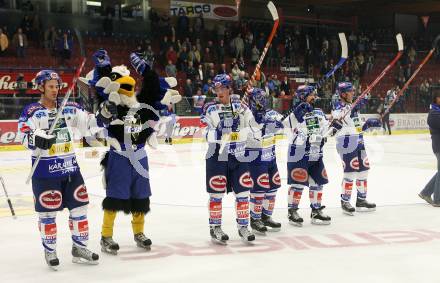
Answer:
170, 1, 238, 21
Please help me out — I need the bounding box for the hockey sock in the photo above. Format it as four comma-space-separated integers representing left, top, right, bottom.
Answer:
309, 185, 323, 209
102, 209, 117, 237
132, 212, 145, 235
250, 193, 264, 219
208, 193, 223, 226
356, 171, 369, 200
262, 190, 277, 217
69, 206, 89, 248
288, 185, 304, 209
341, 178, 354, 202
356, 179, 368, 200
235, 192, 250, 227
38, 212, 57, 253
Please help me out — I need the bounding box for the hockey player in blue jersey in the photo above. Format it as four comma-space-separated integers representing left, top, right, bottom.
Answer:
246, 88, 283, 234
201, 74, 256, 244
18, 70, 101, 270
285, 85, 341, 226
331, 82, 376, 215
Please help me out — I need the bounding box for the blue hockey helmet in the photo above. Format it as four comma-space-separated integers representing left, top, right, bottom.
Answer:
212, 74, 232, 89
337, 81, 353, 94
249, 87, 268, 112
35, 70, 62, 88
296, 85, 316, 101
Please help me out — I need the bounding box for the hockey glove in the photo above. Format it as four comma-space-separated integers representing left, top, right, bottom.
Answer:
329, 119, 343, 136
130, 52, 153, 76
293, 102, 313, 123
362, 118, 382, 132
30, 129, 56, 150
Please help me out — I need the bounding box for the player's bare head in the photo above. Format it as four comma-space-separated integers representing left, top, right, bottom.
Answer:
213, 74, 232, 104
35, 70, 62, 102
337, 82, 354, 103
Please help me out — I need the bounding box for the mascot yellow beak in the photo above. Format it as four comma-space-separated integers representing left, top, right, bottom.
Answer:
115, 76, 136, 97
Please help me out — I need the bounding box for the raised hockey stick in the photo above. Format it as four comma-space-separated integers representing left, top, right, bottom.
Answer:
337, 33, 404, 121
281, 32, 348, 121
382, 35, 440, 117
249, 1, 279, 85
25, 58, 87, 184
0, 174, 16, 219
243, 1, 279, 103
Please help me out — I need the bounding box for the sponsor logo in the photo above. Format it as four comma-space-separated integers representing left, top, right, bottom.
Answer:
272, 172, 281, 186
39, 190, 62, 210
257, 173, 270, 189
74, 185, 89, 203
209, 175, 227, 191
239, 172, 254, 188
213, 6, 237, 18
44, 223, 57, 235
291, 168, 308, 183
78, 220, 88, 233
363, 157, 370, 168
350, 158, 360, 170
322, 169, 328, 179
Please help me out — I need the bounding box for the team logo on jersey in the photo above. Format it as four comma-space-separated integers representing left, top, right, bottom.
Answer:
363, 157, 370, 168
239, 172, 254, 188
257, 173, 270, 189
39, 190, 62, 210
350, 157, 360, 170
209, 175, 227, 192
74, 185, 89, 203
321, 169, 328, 179
291, 168, 308, 183
272, 172, 281, 186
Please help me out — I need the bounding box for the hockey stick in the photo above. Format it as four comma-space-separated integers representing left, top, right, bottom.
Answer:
249, 1, 279, 85
382, 34, 440, 117
0, 175, 16, 219
243, 1, 279, 104
25, 58, 87, 184
336, 33, 404, 122
281, 32, 348, 121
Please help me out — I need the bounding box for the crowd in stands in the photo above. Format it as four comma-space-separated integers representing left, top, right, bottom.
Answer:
0, 13, 74, 67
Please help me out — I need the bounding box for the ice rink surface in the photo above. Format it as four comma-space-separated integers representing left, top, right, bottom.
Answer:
1, 134, 439, 283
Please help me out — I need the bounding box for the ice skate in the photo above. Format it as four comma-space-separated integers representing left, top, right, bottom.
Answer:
134, 233, 152, 250
44, 250, 59, 271
311, 206, 331, 225
341, 200, 355, 216
250, 218, 267, 235
238, 226, 255, 244
72, 246, 99, 265
288, 208, 304, 227
355, 198, 376, 212
210, 225, 229, 245
101, 236, 120, 255
261, 214, 281, 232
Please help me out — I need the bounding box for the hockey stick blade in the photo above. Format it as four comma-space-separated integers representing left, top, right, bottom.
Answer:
339, 33, 348, 59
267, 1, 279, 21
396, 33, 404, 51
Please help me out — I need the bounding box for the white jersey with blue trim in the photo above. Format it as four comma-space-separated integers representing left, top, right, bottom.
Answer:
284, 108, 330, 148
246, 109, 283, 163
18, 101, 102, 178
201, 97, 256, 157
331, 101, 363, 138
